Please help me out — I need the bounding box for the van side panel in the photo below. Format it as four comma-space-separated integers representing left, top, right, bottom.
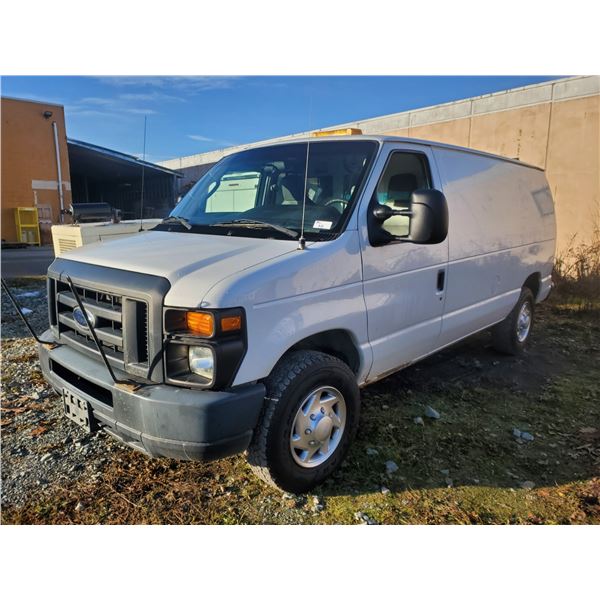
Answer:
433, 148, 556, 347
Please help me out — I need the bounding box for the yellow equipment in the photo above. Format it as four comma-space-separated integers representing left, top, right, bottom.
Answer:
14, 207, 41, 246
311, 128, 363, 137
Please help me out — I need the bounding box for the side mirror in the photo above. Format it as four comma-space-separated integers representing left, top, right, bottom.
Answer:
369, 188, 448, 246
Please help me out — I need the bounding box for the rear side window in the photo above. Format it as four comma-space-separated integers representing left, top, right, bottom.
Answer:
374, 152, 431, 237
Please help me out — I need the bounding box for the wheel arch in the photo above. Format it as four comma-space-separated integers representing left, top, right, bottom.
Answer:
523, 272, 541, 301
280, 329, 361, 375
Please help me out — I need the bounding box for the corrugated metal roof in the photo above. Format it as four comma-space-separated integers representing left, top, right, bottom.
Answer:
67, 138, 182, 177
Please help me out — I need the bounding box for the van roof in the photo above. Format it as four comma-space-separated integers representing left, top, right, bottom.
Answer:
250, 134, 544, 172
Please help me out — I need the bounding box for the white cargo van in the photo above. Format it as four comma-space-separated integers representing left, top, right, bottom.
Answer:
38, 135, 555, 492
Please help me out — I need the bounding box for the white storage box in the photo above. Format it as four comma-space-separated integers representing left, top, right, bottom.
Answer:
52, 219, 162, 256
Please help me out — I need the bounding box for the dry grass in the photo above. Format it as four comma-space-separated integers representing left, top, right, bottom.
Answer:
553, 228, 600, 310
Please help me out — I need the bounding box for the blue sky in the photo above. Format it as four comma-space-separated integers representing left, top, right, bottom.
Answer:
1, 76, 560, 163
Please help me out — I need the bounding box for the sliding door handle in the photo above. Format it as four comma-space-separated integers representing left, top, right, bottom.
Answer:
436, 269, 446, 292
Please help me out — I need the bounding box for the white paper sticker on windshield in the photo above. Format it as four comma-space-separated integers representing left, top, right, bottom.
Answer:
313, 220, 333, 230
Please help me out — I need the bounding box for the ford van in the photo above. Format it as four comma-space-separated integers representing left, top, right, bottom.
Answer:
38, 135, 556, 492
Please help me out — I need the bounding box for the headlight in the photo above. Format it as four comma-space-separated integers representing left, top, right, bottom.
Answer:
188, 346, 215, 383
164, 307, 246, 389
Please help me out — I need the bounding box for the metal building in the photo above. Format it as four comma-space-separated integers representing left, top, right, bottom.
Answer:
68, 139, 181, 220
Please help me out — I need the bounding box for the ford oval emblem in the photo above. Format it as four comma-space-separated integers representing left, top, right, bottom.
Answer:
73, 306, 95, 329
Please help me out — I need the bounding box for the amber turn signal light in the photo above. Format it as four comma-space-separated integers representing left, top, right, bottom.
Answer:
220, 315, 242, 332
186, 311, 215, 337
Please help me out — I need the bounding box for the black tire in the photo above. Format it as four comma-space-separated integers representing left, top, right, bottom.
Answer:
246, 350, 360, 493
491, 287, 535, 355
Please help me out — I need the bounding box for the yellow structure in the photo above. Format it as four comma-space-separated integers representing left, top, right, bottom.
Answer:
312, 128, 363, 137
14, 207, 41, 245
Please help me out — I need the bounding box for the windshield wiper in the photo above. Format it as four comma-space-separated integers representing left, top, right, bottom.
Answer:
161, 216, 192, 230
212, 219, 298, 239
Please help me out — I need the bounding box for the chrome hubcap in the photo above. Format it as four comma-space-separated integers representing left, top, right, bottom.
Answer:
290, 386, 346, 468
517, 302, 532, 343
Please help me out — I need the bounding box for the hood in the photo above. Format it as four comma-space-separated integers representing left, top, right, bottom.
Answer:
60, 230, 298, 304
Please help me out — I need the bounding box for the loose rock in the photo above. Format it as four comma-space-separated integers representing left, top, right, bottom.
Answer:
413, 416, 425, 426
385, 460, 399, 475
424, 406, 441, 419
354, 511, 378, 525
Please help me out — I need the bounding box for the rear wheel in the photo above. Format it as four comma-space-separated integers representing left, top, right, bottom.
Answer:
492, 287, 535, 355
246, 350, 360, 493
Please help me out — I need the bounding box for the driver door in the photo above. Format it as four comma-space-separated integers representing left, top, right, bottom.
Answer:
358, 143, 449, 381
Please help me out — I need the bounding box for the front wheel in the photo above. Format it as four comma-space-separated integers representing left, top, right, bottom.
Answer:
246, 350, 360, 493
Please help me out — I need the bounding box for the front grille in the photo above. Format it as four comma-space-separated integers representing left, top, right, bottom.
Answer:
136, 300, 149, 364
54, 280, 149, 373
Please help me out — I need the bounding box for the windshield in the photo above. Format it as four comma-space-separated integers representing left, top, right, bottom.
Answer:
162, 140, 377, 240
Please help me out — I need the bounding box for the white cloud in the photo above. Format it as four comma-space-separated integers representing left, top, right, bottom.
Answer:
124, 108, 158, 115
187, 134, 238, 148
65, 105, 122, 119
187, 134, 214, 142
99, 76, 237, 93
66, 95, 159, 119
118, 92, 185, 102
79, 97, 115, 106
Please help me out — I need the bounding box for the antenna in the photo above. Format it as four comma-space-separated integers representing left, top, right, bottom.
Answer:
138, 116, 147, 232
298, 96, 312, 250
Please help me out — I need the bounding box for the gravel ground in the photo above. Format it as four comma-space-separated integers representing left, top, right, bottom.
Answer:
1, 280, 49, 340
1, 279, 120, 507
2, 277, 599, 524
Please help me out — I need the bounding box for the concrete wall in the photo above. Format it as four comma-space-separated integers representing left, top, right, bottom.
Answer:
161, 76, 600, 255
1, 97, 72, 243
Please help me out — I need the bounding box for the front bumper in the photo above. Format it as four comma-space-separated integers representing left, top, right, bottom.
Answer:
38, 330, 266, 461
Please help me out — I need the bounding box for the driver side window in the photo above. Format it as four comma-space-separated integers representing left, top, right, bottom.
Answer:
375, 152, 431, 237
